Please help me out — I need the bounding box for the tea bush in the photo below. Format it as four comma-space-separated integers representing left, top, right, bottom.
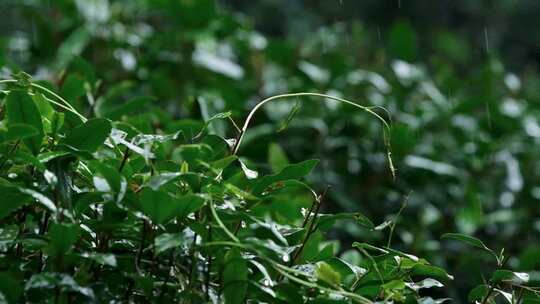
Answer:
1, 1, 540, 303
0, 72, 538, 303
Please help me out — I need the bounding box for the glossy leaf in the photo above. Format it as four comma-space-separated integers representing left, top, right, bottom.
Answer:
62, 118, 111, 152
5, 90, 44, 154
47, 223, 80, 256
0, 186, 31, 219
139, 188, 205, 224
441, 233, 496, 256
223, 249, 248, 304
251, 159, 319, 194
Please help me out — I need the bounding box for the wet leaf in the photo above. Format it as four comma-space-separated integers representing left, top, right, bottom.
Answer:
5, 90, 44, 155
62, 118, 111, 152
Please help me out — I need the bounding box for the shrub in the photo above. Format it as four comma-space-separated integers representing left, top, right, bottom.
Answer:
2, 73, 538, 303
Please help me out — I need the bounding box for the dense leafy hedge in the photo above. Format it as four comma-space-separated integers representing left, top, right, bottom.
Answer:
2, 0, 540, 303
0, 73, 538, 303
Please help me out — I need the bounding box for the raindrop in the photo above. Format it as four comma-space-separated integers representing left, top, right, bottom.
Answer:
240, 221, 247, 228
263, 279, 270, 286
282, 254, 290, 262
8, 173, 17, 179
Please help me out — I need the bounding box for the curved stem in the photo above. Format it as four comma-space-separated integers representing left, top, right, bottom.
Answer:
31, 83, 87, 122
232, 92, 394, 178
0, 78, 87, 122
208, 200, 240, 243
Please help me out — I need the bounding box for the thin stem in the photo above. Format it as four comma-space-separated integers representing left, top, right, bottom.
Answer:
187, 232, 198, 293
231, 92, 394, 178
301, 201, 317, 228
205, 225, 212, 301
30, 83, 78, 113
481, 255, 511, 304
136, 219, 148, 273
118, 147, 130, 172
289, 186, 329, 267
39, 94, 82, 118
386, 193, 410, 248
208, 200, 240, 243
0, 78, 87, 121
31, 83, 87, 122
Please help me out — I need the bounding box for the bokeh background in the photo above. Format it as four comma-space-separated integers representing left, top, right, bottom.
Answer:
2, 0, 540, 300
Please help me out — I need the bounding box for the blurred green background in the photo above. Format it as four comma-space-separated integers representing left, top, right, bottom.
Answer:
1, 0, 539, 300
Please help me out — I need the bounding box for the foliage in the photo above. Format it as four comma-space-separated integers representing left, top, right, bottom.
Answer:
1, 0, 540, 303
0, 76, 453, 303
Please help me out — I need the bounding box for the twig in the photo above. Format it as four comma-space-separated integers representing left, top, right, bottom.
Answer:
289, 186, 329, 267
118, 147, 130, 172
481, 255, 511, 304
230, 92, 394, 179
205, 225, 212, 301
386, 192, 410, 248
136, 220, 148, 273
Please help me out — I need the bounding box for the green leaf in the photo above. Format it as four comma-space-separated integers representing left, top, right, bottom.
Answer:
208, 155, 237, 172
25, 272, 94, 298
491, 270, 529, 285
239, 159, 258, 179
13, 151, 46, 171
411, 264, 454, 282
315, 261, 342, 286
5, 90, 44, 155
80, 252, 117, 267
62, 118, 111, 152
252, 159, 319, 194
325, 257, 366, 281
468, 284, 489, 302
60, 74, 86, 103
17, 188, 57, 213
37, 151, 70, 164
223, 249, 248, 304
268, 143, 289, 173
0, 186, 31, 219
317, 212, 375, 231
154, 233, 184, 255
382, 279, 406, 291
405, 278, 444, 291
90, 162, 127, 203
0, 124, 38, 144
47, 223, 80, 256
0, 272, 22, 303
139, 188, 205, 224
0, 225, 18, 251
441, 233, 495, 255
277, 101, 301, 132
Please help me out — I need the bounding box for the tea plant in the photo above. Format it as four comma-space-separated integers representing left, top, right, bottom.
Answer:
442, 233, 540, 303
0, 73, 461, 303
